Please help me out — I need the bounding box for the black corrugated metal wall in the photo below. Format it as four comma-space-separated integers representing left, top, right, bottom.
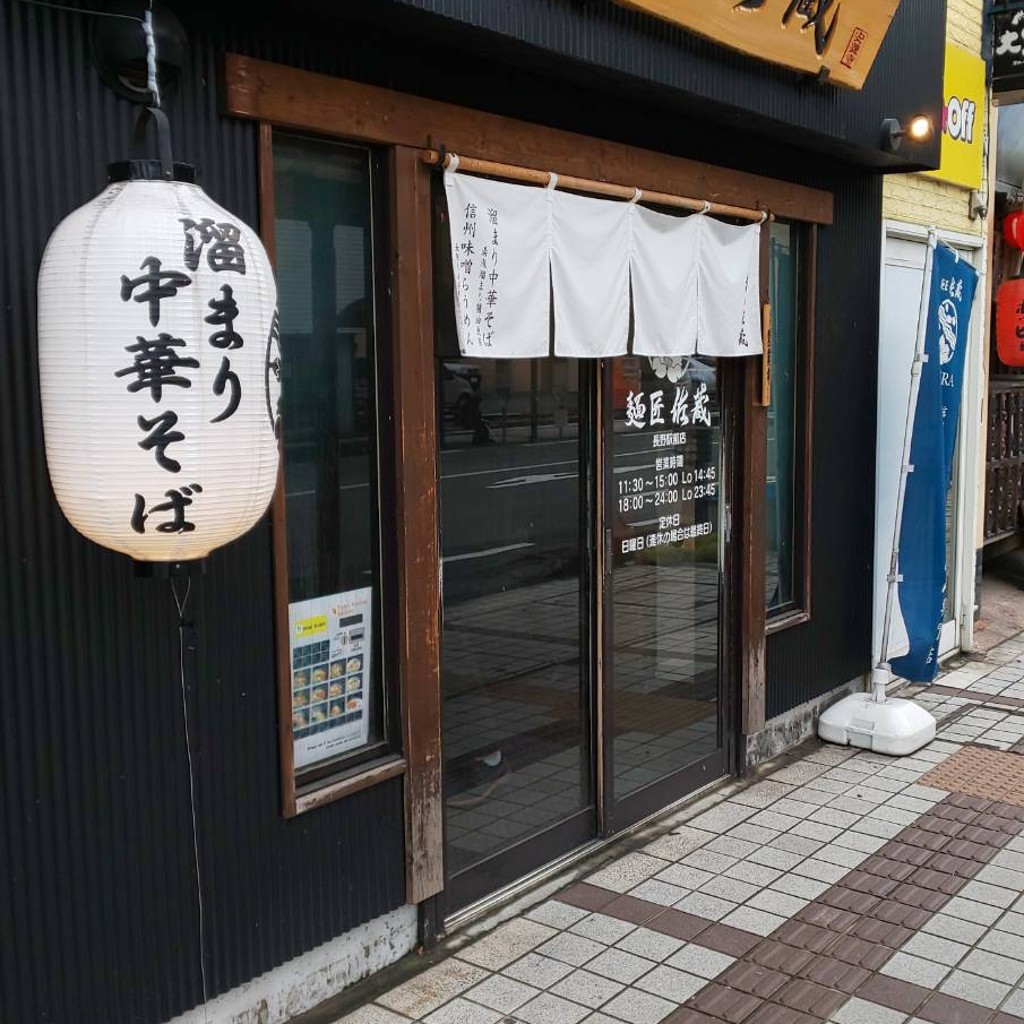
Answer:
0, 5, 408, 1024
0, 0, 941, 1020
766, 173, 884, 719
353, 0, 945, 170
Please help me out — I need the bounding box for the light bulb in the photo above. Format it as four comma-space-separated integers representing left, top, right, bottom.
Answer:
908, 115, 933, 142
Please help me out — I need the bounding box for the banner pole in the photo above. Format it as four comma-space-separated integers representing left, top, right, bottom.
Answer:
875, 227, 937, 702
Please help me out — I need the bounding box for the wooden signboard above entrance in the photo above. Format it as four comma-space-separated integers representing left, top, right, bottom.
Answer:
613, 0, 903, 90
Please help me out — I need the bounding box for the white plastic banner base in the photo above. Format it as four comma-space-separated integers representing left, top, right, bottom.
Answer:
818, 691, 936, 756
819, 666, 936, 756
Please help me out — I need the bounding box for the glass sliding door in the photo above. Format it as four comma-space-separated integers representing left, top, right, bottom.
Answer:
431, 187, 734, 910
607, 355, 728, 824
437, 356, 596, 910
433, 188, 596, 911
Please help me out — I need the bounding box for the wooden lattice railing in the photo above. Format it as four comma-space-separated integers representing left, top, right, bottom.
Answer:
985, 381, 1024, 540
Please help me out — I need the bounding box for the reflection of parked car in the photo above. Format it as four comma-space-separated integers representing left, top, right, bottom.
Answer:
445, 362, 481, 391
441, 364, 474, 424
442, 363, 485, 427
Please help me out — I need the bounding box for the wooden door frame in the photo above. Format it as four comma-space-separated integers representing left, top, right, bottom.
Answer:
227, 53, 833, 906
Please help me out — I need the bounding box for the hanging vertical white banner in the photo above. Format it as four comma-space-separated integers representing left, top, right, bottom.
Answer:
631, 207, 700, 357
552, 190, 630, 357
444, 169, 551, 358
698, 218, 763, 357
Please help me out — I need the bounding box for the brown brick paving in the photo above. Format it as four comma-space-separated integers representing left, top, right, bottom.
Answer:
691, 982, 763, 1022
556, 880, 618, 912
744, 1004, 820, 1024
857, 974, 932, 1014
748, 941, 815, 974
718, 962, 789, 999
664, 1010, 723, 1024
920, 992, 998, 1024
693, 922, 761, 958
647, 907, 714, 942
584, 792, 1024, 1024
798, 956, 868, 994
920, 746, 1024, 807
926, 684, 1024, 709
602, 893, 665, 925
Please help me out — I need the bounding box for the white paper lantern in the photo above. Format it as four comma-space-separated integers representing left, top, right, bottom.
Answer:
38, 164, 281, 562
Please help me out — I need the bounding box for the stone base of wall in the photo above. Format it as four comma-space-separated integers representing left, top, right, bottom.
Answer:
164, 906, 418, 1024
745, 676, 866, 768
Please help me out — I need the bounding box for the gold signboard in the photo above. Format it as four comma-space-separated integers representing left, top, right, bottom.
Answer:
614, 0, 903, 90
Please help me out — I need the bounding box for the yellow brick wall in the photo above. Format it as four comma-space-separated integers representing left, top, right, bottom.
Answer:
882, 175, 979, 235
881, 0, 985, 238
947, 0, 983, 52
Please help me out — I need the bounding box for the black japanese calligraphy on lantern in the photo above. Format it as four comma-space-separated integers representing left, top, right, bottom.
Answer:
131, 483, 203, 534
137, 410, 185, 472
115, 333, 199, 402
120, 256, 192, 326
264, 310, 282, 436
205, 285, 243, 349
180, 217, 247, 274
211, 356, 240, 423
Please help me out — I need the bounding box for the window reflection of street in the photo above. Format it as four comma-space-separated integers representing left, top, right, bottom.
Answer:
611, 357, 722, 800
439, 358, 591, 877
434, 348, 727, 875
274, 136, 386, 769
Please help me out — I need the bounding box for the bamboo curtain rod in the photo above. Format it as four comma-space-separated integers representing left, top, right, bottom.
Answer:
421, 150, 771, 223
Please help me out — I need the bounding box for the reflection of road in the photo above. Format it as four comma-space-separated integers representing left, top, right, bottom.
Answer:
440, 432, 581, 602
435, 416, 722, 873
283, 423, 719, 602
439, 424, 719, 602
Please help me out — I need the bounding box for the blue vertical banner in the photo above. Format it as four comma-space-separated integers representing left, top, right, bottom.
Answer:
891, 244, 978, 682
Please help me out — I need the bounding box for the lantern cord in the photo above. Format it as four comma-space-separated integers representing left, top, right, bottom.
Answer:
172, 577, 211, 1024
143, 3, 160, 109
13, 0, 160, 109
12, 0, 143, 24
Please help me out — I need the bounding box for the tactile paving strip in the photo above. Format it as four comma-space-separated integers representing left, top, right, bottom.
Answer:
564, 792, 1024, 1024
920, 745, 1024, 807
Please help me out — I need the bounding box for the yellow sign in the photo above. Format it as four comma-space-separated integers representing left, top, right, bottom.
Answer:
924, 44, 986, 191
294, 614, 327, 638
613, 0, 902, 90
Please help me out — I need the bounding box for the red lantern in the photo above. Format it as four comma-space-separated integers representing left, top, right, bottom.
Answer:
997, 277, 1024, 367
1004, 211, 1024, 251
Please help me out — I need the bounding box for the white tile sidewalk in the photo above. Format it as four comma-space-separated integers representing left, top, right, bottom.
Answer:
331, 635, 1024, 1024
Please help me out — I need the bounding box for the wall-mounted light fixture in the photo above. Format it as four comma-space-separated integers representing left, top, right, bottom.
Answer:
90, 0, 187, 104
880, 115, 934, 153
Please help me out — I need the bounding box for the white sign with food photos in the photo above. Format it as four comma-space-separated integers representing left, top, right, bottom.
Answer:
289, 587, 372, 770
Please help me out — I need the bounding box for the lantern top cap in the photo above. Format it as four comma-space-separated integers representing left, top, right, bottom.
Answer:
107, 159, 196, 184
